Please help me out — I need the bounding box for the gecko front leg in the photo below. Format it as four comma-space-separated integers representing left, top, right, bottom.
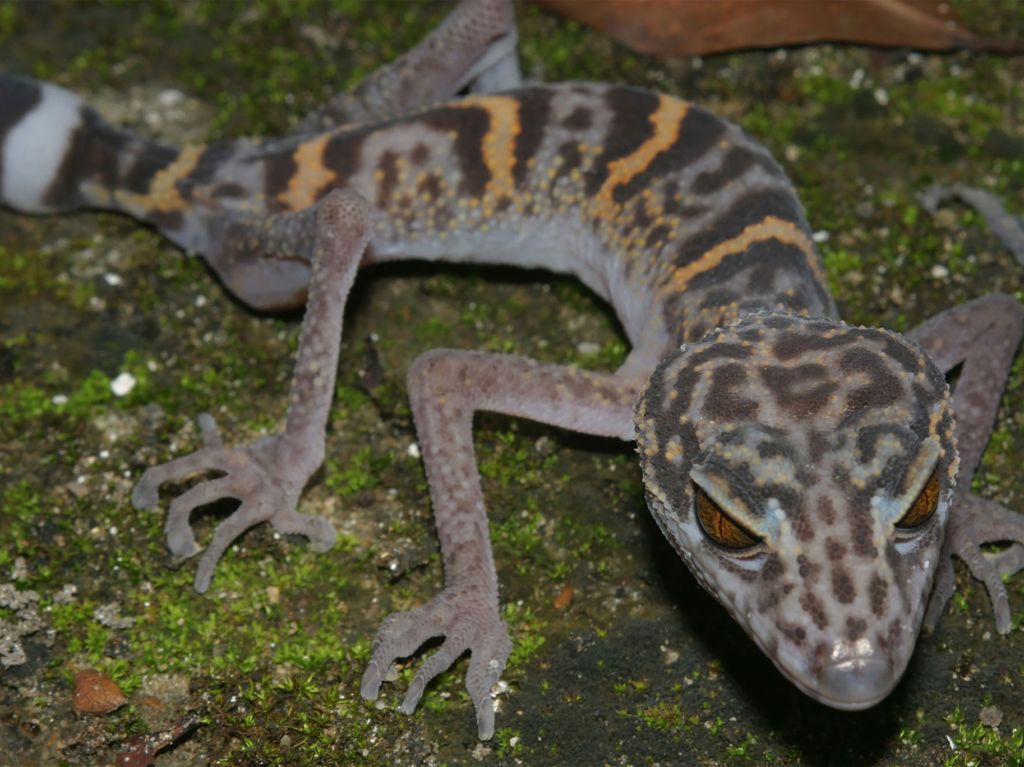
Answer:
132, 190, 371, 592
293, 0, 520, 133
360, 349, 641, 739
907, 292, 1024, 632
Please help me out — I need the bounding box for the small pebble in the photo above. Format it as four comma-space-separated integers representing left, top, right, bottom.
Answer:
110, 372, 137, 397
73, 669, 127, 714
553, 584, 574, 610
979, 705, 1003, 728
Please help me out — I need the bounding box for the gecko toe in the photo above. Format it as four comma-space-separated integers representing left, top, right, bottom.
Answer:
360, 660, 383, 700
132, 481, 159, 510
476, 702, 495, 741
197, 413, 222, 449
365, 590, 509, 737
272, 510, 337, 551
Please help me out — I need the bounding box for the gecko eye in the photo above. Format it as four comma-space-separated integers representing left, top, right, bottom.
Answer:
895, 467, 940, 530
693, 484, 761, 551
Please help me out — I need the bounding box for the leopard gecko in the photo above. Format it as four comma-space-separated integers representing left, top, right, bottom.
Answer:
2, 0, 1022, 741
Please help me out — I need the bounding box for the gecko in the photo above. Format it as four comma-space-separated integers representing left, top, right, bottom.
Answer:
2, 0, 1023, 741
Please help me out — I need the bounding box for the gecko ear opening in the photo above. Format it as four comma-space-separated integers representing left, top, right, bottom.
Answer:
894, 467, 940, 531
693, 483, 762, 551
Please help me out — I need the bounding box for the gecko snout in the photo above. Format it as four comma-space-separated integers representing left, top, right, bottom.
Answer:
814, 637, 895, 710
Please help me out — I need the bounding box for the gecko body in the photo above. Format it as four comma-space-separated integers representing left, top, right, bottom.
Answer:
2, 0, 1022, 739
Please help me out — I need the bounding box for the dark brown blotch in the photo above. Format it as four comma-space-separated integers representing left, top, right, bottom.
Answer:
410, 142, 430, 165
773, 328, 856, 361
850, 510, 878, 558
840, 347, 904, 414
375, 150, 400, 207
869, 574, 888, 618
793, 513, 815, 543
702, 363, 759, 421
832, 569, 855, 604
692, 146, 782, 195
417, 105, 490, 197
762, 555, 784, 582
562, 105, 592, 131
761, 363, 838, 419
645, 224, 670, 250
417, 172, 442, 201
797, 554, 818, 581
825, 537, 846, 562
555, 141, 582, 178
846, 616, 868, 640
513, 88, 553, 186
800, 591, 829, 630
186, 142, 236, 186
321, 130, 368, 200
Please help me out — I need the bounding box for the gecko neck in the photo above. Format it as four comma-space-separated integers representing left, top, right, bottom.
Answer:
673, 291, 838, 348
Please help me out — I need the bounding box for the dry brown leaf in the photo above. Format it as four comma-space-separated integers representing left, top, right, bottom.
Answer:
536, 0, 1023, 56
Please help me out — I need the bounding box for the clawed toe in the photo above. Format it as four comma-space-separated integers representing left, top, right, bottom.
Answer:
361, 593, 511, 739
133, 416, 333, 592
945, 493, 1024, 634
271, 509, 337, 552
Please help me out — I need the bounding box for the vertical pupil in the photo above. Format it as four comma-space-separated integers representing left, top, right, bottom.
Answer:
899, 468, 940, 529
694, 485, 757, 549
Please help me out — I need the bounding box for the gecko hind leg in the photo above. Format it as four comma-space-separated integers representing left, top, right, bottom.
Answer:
359, 349, 641, 739
133, 190, 371, 592
908, 293, 1024, 632
293, 0, 520, 134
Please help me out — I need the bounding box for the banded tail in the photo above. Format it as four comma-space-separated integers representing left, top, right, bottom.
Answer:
0, 74, 182, 219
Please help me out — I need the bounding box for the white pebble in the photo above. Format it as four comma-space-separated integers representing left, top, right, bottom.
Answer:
158, 88, 185, 107
110, 372, 137, 397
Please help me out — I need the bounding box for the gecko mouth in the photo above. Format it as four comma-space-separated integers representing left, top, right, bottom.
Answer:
811, 655, 895, 710
768, 635, 899, 711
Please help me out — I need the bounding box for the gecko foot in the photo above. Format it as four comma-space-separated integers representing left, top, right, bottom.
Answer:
132, 413, 335, 593
360, 587, 512, 739
924, 492, 1024, 634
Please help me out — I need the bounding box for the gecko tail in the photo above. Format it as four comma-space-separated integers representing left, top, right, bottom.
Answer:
0, 73, 175, 216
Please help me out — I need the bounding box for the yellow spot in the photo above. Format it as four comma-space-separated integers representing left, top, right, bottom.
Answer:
661, 216, 826, 295
279, 134, 336, 211
665, 439, 684, 464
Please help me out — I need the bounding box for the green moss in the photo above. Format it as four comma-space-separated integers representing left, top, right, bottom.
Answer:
0, 343, 160, 443
493, 727, 523, 758
635, 700, 688, 732
0, 1, 16, 42
942, 708, 1024, 767
503, 602, 547, 672
324, 445, 390, 497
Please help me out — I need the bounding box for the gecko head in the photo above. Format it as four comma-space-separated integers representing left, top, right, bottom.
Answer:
635, 312, 958, 710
